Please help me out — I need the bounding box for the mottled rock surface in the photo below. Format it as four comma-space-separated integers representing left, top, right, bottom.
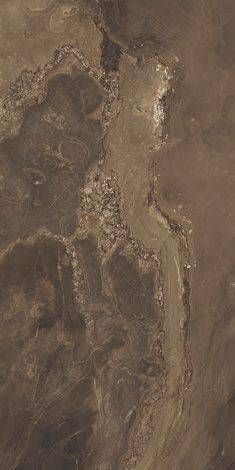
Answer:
0, 1, 234, 469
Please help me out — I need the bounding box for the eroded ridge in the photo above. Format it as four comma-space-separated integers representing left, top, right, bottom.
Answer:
0, 5, 193, 470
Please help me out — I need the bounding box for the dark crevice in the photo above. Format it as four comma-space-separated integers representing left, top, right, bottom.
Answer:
101, 32, 122, 73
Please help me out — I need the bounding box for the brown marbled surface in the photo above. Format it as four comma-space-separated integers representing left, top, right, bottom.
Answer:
0, 1, 234, 469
